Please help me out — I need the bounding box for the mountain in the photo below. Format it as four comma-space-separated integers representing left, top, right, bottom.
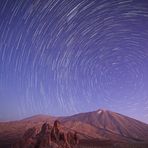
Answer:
60, 109, 148, 142
0, 109, 148, 147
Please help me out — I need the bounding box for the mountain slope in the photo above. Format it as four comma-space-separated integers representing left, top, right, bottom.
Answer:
60, 109, 148, 142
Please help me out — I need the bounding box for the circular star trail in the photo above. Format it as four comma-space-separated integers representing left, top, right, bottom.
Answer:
0, 0, 148, 122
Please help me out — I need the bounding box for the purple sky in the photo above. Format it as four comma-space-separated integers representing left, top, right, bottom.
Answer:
0, 0, 148, 123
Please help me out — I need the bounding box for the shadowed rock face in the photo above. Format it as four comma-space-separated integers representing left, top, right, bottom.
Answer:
12, 122, 79, 148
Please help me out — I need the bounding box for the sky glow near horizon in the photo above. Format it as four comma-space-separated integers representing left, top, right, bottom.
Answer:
0, 0, 148, 123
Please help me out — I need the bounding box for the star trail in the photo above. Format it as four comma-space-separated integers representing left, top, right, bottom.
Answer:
0, 0, 148, 123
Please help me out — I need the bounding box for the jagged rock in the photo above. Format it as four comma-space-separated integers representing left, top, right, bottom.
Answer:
12, 121, 79, 148
35, 123, 52, 148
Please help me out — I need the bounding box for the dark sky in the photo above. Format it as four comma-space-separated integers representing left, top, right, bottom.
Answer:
0, 0, 148, 123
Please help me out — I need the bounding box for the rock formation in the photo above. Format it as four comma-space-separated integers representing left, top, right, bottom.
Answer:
12, 121, 78, 148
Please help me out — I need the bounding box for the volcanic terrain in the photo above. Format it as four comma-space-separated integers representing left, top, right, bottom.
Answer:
0, 109, 148, 148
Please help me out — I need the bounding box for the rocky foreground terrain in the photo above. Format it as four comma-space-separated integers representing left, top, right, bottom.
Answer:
0, 109, 148, 148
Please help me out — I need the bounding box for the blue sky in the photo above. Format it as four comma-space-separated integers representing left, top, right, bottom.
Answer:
0, 0, 148, 123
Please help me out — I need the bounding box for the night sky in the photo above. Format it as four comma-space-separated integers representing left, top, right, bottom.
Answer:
0, 0, 148, 123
